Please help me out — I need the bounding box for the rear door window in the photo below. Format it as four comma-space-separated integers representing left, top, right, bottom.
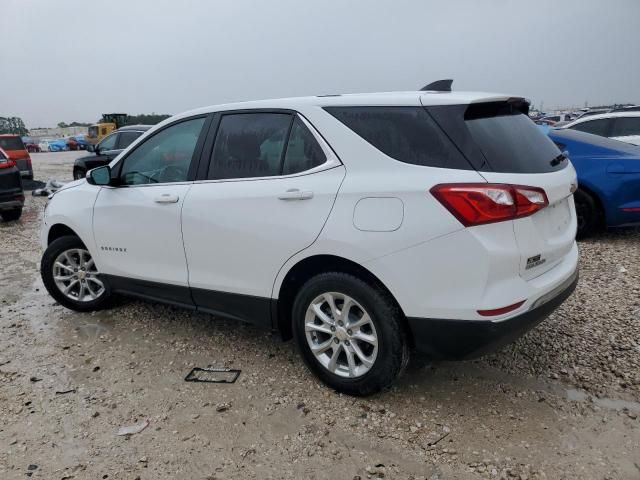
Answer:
610, 117, 640, 137
208, 113, 292, 180
570, 118, 611, 136
117, 131, 143, 149
325, 106, 471, 169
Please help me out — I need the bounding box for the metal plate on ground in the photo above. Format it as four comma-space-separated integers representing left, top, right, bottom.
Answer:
184, 367, 240, 383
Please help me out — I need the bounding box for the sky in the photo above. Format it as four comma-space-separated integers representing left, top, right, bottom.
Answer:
1, 0, 639, 128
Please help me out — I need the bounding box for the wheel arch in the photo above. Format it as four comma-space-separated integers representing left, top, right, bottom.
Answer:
48, 223, 81, 245
275, 254, 408, 342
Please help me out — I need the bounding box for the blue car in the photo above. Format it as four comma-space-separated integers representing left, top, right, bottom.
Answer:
47, 139, 68, 152
548, 129, 640, 238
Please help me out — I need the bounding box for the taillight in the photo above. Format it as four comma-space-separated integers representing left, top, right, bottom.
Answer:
0, 158, 16, 169
430, 183, 548, 227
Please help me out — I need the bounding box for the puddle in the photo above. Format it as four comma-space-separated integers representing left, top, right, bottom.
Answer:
566, 388, 640, 412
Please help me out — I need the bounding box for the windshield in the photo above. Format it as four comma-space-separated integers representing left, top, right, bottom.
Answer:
0, 136, 25, 151
88, 126, 98, 138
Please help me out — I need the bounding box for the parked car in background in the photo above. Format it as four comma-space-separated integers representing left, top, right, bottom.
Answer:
22, 136, 41, 153
73, 125, 151, 179
548, 129, 640, 238
557, 112, 640, 145
538, 113, 574, 126
0, 147, 24, 221
47, 139, 69, 152
0, 134, 33, 179
42, 91, 578, 395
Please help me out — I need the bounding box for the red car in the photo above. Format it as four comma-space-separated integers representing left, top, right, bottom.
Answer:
0, 135, 33, 179
0, 147, 24, 221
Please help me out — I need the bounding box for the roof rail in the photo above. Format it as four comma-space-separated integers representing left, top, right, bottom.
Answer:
420, 79, 453, 92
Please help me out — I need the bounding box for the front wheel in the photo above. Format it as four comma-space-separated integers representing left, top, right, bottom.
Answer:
292, 272, 409, 396
73, 168, 86, 180
41, 235, 112, 311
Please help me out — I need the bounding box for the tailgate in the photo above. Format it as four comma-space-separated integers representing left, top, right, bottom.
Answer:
480, 167, 577, 279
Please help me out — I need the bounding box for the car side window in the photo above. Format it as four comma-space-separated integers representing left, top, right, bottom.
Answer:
570, 119, 610, 136
98, 134, 118, 152
208, 113, 292, 180
119, 117, 205, 186
117, 131, 143, 149
282, 117, 326, 175
611, 117, 640, 137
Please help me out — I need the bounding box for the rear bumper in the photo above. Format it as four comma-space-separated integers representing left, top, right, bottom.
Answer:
407, 269, 578, 359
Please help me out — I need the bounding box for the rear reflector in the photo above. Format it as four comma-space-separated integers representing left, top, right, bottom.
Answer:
477, 300, 525, 317
430, 183, 548, 227
622, 207, 640, 212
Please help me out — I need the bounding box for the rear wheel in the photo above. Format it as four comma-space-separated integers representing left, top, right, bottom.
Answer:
41, 235, 112, 311
0, 208, 22, 222
292, 272, 409, 396
574, 189, 600, 239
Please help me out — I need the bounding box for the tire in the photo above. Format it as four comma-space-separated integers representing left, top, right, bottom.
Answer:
574, 189, 600, 240
73, 168, 86, 180
292, 272, 409, 396
41, 235, 112, 312
0, 208, 22, 222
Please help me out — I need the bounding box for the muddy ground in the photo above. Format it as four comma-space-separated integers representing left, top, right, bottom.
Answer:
1, 151, 639, 480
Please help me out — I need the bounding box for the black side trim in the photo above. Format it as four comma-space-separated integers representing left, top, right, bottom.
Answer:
102, 274, 273, 328
192, 288, 272, 328
103, 274, 195, 309
407, 271, 578, 360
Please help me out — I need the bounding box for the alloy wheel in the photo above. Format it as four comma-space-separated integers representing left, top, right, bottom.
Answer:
52, 248, 105, 302
304, 292, 379, 378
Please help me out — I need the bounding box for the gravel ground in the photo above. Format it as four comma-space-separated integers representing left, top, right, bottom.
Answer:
0, 152, 639, 480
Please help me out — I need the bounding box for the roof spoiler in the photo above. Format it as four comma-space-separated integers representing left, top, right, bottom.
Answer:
420, 79, 453, 92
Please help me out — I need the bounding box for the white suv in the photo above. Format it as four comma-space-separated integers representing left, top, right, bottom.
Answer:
41, 90, 579, 395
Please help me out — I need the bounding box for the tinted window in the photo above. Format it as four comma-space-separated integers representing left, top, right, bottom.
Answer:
98, 134, 118, 151
120, 117, 205, 185
117, 131, 143, 149
208, 113, 292, 180
325, 106, 470, 169
282, 117, 326, 175
611, 117, 640, 137
570, 118, 610, 136
427, 102, 566, 173
0, 136, 25, 150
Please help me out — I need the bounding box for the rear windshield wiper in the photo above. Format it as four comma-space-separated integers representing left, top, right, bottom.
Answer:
550, 153, 567, 167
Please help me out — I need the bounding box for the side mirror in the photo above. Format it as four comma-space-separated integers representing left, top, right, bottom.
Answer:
87, 165, 111, 186
86, 144, 96, 153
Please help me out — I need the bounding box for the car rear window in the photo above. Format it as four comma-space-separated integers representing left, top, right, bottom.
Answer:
0, 136, 25, 151
324, 106, 472, 169
427, 102, 567, 173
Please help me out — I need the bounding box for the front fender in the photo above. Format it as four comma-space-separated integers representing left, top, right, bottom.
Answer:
42, 183, 101, 264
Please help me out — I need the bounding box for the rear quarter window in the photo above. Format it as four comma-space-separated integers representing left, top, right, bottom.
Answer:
427, 102, 567, 174
324, 106, 472, 170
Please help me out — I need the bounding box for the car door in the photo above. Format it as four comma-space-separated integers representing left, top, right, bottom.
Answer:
92, 116, 208, 305
181, 111, 345, 326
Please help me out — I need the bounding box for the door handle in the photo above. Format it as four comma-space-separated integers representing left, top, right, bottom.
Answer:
154, 193, 179, 204
278, 189, 314, 200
